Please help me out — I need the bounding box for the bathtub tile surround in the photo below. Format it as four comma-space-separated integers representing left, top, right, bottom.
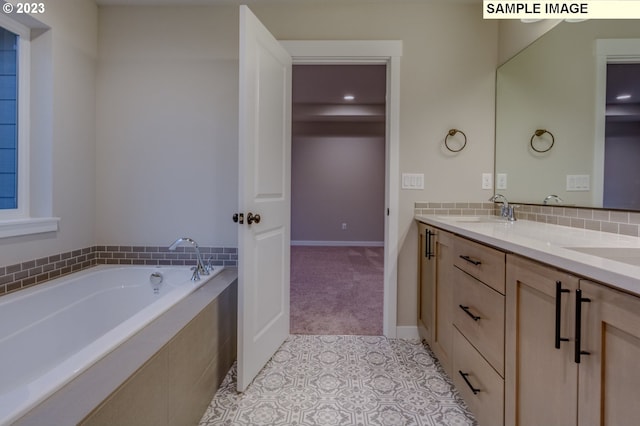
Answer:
200, 335, 476, 425
415, 202, 640, 237
0, 245, 237, 296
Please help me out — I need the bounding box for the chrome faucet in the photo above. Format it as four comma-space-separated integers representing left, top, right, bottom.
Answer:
543, 194, 564, 205
168, 237, 209, 281
489, 193, 517, 221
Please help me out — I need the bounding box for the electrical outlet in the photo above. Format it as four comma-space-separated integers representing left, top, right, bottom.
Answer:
497, 173, 507, 190
482, 173, 493, 190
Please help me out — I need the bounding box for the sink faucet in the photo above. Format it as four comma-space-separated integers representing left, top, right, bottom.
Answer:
543, 194, 564, 205
489, 194, 517, 221
168, 237, 209, 281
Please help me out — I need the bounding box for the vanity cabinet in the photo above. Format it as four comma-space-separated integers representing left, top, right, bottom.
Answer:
577, 279, 640, 426
452, 235, 505, 426
506, 255, 640, 426
417, 222, 435, 343
417, 218, 640, 426
505, 255, 579, 426
417, 223, 454, 375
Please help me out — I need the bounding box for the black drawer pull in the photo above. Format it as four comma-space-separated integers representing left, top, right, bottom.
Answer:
575, 289, 591, 363
425, 229, 435, 259
459, 304, 481, 321
459, 255, 482, 266
459, 371, 481, 395
555, 281, 570, 349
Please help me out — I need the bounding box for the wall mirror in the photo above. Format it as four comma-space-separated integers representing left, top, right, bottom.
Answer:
495, 20, 640, 211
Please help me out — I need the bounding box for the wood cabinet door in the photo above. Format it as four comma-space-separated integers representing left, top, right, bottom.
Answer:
505, 255, 579, 426
578, 280, 640, 426
418, 223, 435, 343
432, 230, 454, 376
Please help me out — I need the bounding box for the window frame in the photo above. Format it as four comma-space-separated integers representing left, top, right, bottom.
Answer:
0, 12, 58, 238
0, 15, 29, 220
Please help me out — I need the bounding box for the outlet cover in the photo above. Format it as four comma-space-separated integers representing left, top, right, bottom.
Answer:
482, 173, 493, 190
497, 173, 507, 190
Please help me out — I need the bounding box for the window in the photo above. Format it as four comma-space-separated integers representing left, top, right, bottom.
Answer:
0, 14, 57, 238
0, 25, 18, 210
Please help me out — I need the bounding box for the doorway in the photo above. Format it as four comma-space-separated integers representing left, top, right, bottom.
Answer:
290, 64, 386, 335
603, 62, 640, 210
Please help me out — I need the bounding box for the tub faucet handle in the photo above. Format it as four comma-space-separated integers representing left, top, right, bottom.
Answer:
190, 266, 201, 281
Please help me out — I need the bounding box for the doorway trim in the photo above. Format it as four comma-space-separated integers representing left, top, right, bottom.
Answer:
281, 40, 402, 338
593, 38, 640, 207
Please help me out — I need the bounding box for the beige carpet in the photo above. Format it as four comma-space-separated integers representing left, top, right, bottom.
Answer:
289, 246, 384, 335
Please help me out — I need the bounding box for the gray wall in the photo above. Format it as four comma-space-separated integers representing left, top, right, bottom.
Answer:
291, 134, 385, 244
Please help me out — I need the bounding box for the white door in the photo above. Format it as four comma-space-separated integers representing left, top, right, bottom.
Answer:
237, 5, 292, 392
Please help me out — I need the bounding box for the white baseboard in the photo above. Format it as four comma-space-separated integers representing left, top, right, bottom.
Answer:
395, 326, 420, 340
291, 240, 384, 247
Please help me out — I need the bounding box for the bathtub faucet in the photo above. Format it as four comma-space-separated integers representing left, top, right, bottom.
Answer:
168, 237, 209, 280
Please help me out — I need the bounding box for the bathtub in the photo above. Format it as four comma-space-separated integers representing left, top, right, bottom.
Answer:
0, 264, 223, 425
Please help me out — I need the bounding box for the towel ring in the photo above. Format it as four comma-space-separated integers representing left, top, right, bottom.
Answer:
444, 129, 467, 152
530, 129, 555, 153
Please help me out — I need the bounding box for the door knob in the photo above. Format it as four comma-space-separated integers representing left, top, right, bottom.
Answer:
247, 212, 261, 225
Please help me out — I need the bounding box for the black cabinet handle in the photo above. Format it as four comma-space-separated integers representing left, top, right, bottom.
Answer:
459, 255, 482, 266
575, 289, 591, 363
425, 230, 435, 259
555, 281, 570, 349
459, 304, 481, 321
459, 371, 481, 395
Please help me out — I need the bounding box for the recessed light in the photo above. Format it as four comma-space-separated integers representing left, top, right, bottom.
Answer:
343, 95, 355, 101
616, 94, 632, 100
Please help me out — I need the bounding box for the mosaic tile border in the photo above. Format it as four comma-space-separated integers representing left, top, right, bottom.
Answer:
0, 245, 237, 296
415, 202, 640, 237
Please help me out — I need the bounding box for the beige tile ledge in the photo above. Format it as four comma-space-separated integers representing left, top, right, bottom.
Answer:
415, 202, 640, 237
415, 214, 640, 298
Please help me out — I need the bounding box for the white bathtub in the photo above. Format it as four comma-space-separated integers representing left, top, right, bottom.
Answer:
0, 264, 223, 425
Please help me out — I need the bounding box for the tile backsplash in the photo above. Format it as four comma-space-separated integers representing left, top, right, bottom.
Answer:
0, 245, 237, 296
415, 202, 640, 237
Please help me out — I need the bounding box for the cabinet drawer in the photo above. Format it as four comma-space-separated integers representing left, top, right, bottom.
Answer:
454, 268, 505, 375
454, 237, 505, 294
453, 328, 504, 426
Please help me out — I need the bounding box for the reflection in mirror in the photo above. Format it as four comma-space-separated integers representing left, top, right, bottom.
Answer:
604, 63, 640, 210
495, 20, 640, 211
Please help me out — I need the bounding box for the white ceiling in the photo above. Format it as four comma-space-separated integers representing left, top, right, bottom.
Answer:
95, 0, 480, 5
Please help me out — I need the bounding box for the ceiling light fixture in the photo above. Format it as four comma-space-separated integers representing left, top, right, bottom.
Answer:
616, 94, 632, 100
343, 95, 355, 101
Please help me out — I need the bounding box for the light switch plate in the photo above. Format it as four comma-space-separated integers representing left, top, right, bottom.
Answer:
402, 173, 424, 190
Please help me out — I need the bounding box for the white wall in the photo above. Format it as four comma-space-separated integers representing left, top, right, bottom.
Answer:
95, 2, 497, 326
2, 2, 497, 329
0, 0, 97, 265
95, 6, 239, 247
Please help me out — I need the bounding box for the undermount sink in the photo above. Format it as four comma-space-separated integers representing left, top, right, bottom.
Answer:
437, 215, 504, 223
564, 247, 640, 267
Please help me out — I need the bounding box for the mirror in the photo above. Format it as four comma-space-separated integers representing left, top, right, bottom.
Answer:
495, 20, 640, 211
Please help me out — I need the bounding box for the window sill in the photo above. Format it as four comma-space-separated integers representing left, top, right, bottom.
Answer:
0, 217, 60, 239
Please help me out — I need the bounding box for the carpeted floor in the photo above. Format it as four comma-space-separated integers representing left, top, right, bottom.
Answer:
199, 335, 476, 425
289, 246, 384, 335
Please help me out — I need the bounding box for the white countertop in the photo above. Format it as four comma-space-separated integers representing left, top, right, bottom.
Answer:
415, 214, 640, 297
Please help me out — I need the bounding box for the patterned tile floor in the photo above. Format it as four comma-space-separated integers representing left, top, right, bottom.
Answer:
199, 335, 477, 425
